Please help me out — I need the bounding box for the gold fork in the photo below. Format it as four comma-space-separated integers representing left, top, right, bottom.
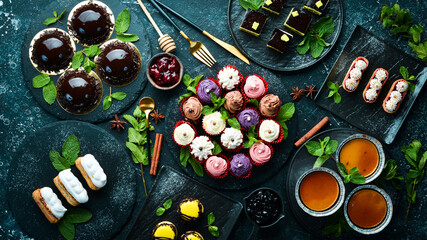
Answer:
148, 0, 216, 67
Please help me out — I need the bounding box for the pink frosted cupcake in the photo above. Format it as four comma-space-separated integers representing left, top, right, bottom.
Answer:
217, 65, 243, 91
242, 75, 268, 100
190, 136, 214, 162
205, 155, 229, 179
220, 127, 244, 152
249, 142, 273, 166
173, 121, 196, 147
258, 119, 283, 144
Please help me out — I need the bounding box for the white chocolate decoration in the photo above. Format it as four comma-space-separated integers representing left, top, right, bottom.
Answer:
40, 187, 67, 218
354, 60, 367, 70
221, 128, 243, 150
81, 154, 107, 188
58, 169, 89, 203
174, 123, 195, 146
259, 120, 280, 143
218, 66, 240, 90
396, 81, 408, 93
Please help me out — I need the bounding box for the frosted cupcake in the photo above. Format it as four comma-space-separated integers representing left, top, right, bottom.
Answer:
181, 97, 203, 122
230, 153, 252, 178
237, 108, 260, 130
196, 79, 221, 104
202, 111, 226, 136
190, 136, 214, 162
217, 65, 242, 91
205, 156, 228, 178
259, 119, 282, 143
224, 91, 244, 114
242, 75, 267, 99
220, 128, 244, 151
259, 94, 281, 117
173, 121, 196, 147
249, 142, 273, 166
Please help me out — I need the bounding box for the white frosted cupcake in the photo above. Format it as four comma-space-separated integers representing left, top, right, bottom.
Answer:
217, 65, 242, 91
190, 136, 214, 162
258, 119, 282, 143
202, 111, 226, 136
220, 127, 244, 151
173, 121, 196, 147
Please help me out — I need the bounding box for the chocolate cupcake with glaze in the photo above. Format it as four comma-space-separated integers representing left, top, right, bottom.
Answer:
29, 28, 76, 75
224, 91, 244, 114
95, 39, 142, 86
68, 0, 115, 46
259, 94, 281, 117
181, 97, 203, 122
56, 68, 103, 114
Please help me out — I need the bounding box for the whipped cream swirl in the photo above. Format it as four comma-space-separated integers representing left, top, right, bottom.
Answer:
220, 128, 243, 150
259, 120, 280, 143
190, 136, 214, 161
218, 66, 240, 90
174, 123, 195, 146
202, 111, 226, 135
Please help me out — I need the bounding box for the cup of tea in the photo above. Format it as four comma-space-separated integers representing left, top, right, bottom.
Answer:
295, 167, 345, 217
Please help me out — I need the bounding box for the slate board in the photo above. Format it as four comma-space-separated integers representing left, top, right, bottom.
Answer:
127, 166, 243, 240
21, 0, 151, 123
228, 0, 343, 71
314, 25, 427, 145
285, 128, 400, 238
164, 57, 298, 190
6, 121, 137, 240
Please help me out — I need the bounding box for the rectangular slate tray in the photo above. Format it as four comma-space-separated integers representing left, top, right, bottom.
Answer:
314, 25, 427, 144
127, 166, 243, 240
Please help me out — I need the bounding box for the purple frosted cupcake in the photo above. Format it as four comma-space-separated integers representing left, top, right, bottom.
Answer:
196, 79, 221, 104
230, 153, 252, 178
237, 108, 260, 130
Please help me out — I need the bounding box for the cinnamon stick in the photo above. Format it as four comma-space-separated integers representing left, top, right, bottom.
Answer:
153, 134, 163, 175
294, 117, 330, 147
150, 134, 160, 175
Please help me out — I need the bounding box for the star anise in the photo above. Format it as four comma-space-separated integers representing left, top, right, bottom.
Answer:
290, 87, 304, 100
110, 114, 126, 132
150, 109, 165, 124
304, 84, 318, 99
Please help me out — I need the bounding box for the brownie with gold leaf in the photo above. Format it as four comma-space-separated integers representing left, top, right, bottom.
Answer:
239, 9, 268, 37
303, 0, 329, 15
177, 198, 204, 222
262, 0, 286, 15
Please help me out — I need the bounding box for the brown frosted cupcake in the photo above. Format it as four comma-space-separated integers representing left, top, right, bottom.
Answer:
259, 94, 281, 117
224, 90, 245, 114
181, 96, 203, 122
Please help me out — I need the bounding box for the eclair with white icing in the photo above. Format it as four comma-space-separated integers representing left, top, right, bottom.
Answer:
54, 169, 89, 206
32, 187, 67, 224
382, 79, 408, 114
363, 68, 389, 103
342, 57, 369, 92
75, 154, 107, 190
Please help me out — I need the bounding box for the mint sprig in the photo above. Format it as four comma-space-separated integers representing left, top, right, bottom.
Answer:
399, 66, 417, 92
115, 9, 139, 42
212, 140, 223, 155
275, 102, 295, 140
201, 93, 226, 116
238, 0, 263, 10
156, 199, 172, 216
207, 212, 220, 237
179, 147, 204, 177
43, 9, 66, 26
103, 89, 127, 110
336, 162, 366, 184
72, 45, 101, 73
326, 81, 341, 104
49, 135, 80, 171
179, 74, 203, 102
246, 99, 259, 108
379, 4, 426, 62
305, 137, 338, 168
322, 209, 351, 237
32, 74, 57, 105
297, 16, 334, 58
219, 107, 241, 130
244, 126, 260, 148
58, 208, 92, 240
382, 159, 403, 190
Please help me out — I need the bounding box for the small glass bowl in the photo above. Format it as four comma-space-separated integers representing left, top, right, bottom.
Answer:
344, 185, 393, 234
146, 52, 183, 90
295, 167, 345, 217
336, 133, 385, 184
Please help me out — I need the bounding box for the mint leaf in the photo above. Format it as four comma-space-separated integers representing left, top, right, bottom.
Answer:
126, 142, 147, 164
128, 128, 143, 144
133, 106, 143, 118
337, 162, 348, 176
238, 0, 263, 10
212, 141, 223, 155
313, 155, 329, 168
310, 39, 325, 58
111, 92, 127, 100
208, 226, 220, 237
49, 150, 69, 171
227, 117, 241, 130
201, 105, 214, 115
67, 208, 92, 223
188, 157, 204, 177
58, 9, 66, 19
33, 74, 50, 88
62, 135, 80, 165
305, 141, 323, 157
156, 207, 165, 216
72, 51, 84, 70
246, 99, 259, 108
163, 199, 172, 209
400, 66, 409, 79
220, 107, 230, 120
313, 16, 334, 38
208, 212, 215, 225
42, 81, 57, 105
57, 218, 75, 240
83, 57, 96, 73
103, 96, 112, 110
43, 17, 57, 26
276, 103, 295, 130
83, 45, 101, 58
350, 172, 366, 184
123, 114, 139, 129
117, 33, 139, 42
115, 8, 131, 33
180, 147, 190, 167
324, 140, 338, 155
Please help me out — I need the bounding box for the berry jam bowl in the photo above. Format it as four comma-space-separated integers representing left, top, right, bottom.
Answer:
147, 52, 183, 90
244, 187, 285, 239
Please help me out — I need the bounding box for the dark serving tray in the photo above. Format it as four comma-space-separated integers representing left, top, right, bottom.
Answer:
6, 121, 137, 240
127, 166, 243, 240
228, 0, 343, 71
285, 128, 400, 238
21, 0, 151, 123
314, 25, 427, 144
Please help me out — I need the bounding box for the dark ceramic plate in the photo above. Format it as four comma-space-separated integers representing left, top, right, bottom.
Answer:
314, 25, 427, 144
127, 166, 243, 240
285, 128, 400, 238
228, 0, 343, 71
21, 0, 151, 123
164, 58, 297, 190
6, 121, 137, 240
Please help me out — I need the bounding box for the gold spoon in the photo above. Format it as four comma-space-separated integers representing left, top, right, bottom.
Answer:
138, 97, 155, 196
